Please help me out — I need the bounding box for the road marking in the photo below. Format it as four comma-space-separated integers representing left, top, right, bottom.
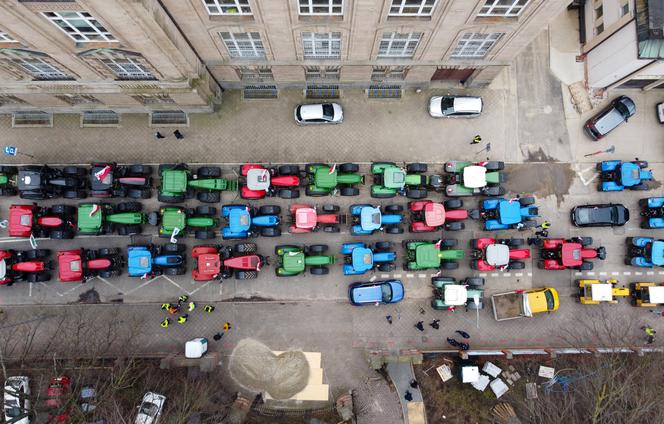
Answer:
369, 276, 376, 282
587, 272, 595, 275
478, 273, 487, 277
527, 272, 532, 277
659, 271, 664, 275
575, 272, 582, 276
124, 276, 161, 295
612, 272, 619, 276
162, 276, 187, 293
575, 165, 599, 186
624, 272, 631, 276
647, 271, 654, 276
504, 273, 511, 277
406, 273, 414, 278
599, 272, 606, 276
190, 280, 215, 295
635, 272, 643, 276
514, 273, 523, 277
418, 274, 427, 278
96, 276, 124, 295
491, 273, 498, 277
28, 283, 32, 297
394, 274, 402, 278
381, 274, 390, 278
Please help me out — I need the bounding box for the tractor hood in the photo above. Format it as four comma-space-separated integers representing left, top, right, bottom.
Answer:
485, 244, 509, 267
162, 169, 188, 193
424, 202, 446, 227
295, 207, 317, 229
415, 244, 440, 268
78, 204, 103, 231
498, 201, 522, 225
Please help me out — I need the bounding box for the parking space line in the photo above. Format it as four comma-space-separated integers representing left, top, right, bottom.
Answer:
491, 273, 498, 277
659, 271, 664, 275
635, 272, 643, 276
624, 272, 631, 276
504, 273, 511, 277
647, 271, 654, 276
478, 273, 487, 277
575, 272, 582, 276
418, 274, 426, 278
28, 283, 32, 297
587, 272, 595, 275
527, 272, 532, 277
161, 276, 188, 293
394, 274, 402, 278
190, 280, 215, 295
369, 276, 376, 282
381, 274, 390, 278
96, 277, 125, 295
124, 276, 161, 295
599, 272, 606, 276
514, 273, 523, 277
406, 273, 414, 278
612, 272, 619, 276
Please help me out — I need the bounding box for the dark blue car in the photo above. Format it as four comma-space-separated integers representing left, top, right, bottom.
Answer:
348, 280, 404, 305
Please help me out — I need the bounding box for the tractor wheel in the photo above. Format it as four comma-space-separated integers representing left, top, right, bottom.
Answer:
275, 245, 299, 255
443, 199, 463, 209
98, 248, 120, 257
340, 187, 360, 196
117, 202, 142, 212
260, 227, 281, 237
164, 267, 180, 276
322, 204, 340, 213
441, 261, 459, 270
259, 205, 281, 216
195, 205, 217, 216
128, 188, 152, 199
465, 277, 485, 287
236, 270, 258, 280
375, 241, 393, 251
406, 188, 428, 199
377, 263, 396, 272
509, 261, 526, 270
162, 243, 186, 254
63, 166, 87, 177
305, 187, 326, 197
0, 188, 17, 196
158, 193, 185, 204
25, 249, 51, 260
636, 160, 649, 169
198, 191, 221, 203
508, 238, 525, 247
445, 221, 465, 231
386, 226, 404, 234
384, 204, 403, 213
519, 196, 535, 206
118, 224, 142, 236
27, 272, 51, 283
197, 166, 222, 178
339, 163, 359, 173
278, 165, 300, 176
34, 229, 49, 239
406, 163, 428, 174
484, 161, 505, 171
278, 189, 300, 199
99, 270, 116, 279
310, 266, 329, 275
63, 189, 85, 199
308, 244, 328, 254
50, 230, 74, 240
195, 230, 217, 240
578, 261, 594, 271
235, 243, 257, 254
129, 164, 153, 176
0, 166, 17, 174
575, 237, 593, 246
371, 191, 395, 199
630, 183, 650, 191
322, 225, 340, 233
441, 239, 458, 247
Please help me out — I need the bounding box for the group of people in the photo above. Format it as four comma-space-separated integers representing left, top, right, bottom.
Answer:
160, 295, 215, 327
155, 130, 184, 140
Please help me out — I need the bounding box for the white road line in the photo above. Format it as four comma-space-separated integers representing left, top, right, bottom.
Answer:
189, 280, 214, 295
491, 273, 499, 277
381, 274, 390, 278
59, 285, 84, 296
527, 272, 532, 277
514, 273, 523, 277
612, 272, 619, 276
635, 272, 643, 276
647, 271, 654, 276
478, 273, 487, 277
659, 271, 664, 275
504, 273, 511, 277
587, 272, 595, 275
599, 272, 607, 276
124, 276, 161, 295
162, 276, 187, 292
28, 283, 32, 297
624, 272, 632, 276
406, 273, 414, 278
96, 276, 124, 295
418, 274, 427, 278
369, 276, 377, 282
394, 274, 402, 278
575, 272, 583, 276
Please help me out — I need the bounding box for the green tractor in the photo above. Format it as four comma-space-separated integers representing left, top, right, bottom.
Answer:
403, 239, 464, 271
274, 244, 336, 276
305, 163, 363, 196
77, 202, 156, 236
0, 165, 17, 196
157, 205, 219, 239
158, 163, 238, 203
371, 162, 428, 199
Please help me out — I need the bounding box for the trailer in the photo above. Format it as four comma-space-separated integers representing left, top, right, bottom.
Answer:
491, 288, 559, 321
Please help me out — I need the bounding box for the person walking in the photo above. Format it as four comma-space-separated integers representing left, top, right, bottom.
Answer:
415, 321, 425, 332
178, 294, 189, 304
541, 220, 551, 230
160, 318, 170, 328
213, 332, 224, 341
404, 390, 413, 402
204, 305, 215, 313
409, 380, 419, 389
456, 330, 470, 339
177, 314, 189, 325
386, 315, 393, 324
470, 135, 482, 145
223, 322, 232, 332
167, 305, 179, 315
446, 338, 460, 347
161, 303, 171, 310
643, 326, 656, 344
429, 319, 440, 329
174, 130, 184, 140
188, 301, 196, 312
154, 131, 165, 139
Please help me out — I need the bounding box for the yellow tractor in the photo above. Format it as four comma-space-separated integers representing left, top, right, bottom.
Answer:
630, 282, 664, 307
578, 279, 629, 305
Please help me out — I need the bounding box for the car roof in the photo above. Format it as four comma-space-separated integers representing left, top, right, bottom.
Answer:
452, 96, 482, 112
299, 104, 324, 120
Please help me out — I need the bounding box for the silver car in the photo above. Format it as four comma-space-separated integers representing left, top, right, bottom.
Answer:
429, 95, 483, 118
4, 376, 30, 424
294, 103, 343, 125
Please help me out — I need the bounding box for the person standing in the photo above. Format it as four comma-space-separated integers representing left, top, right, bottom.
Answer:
470, 135, 482, 145
404, 390, 413, 402
178, 314, 189, 325
415, 321, 425, 332
188, 301, 196, 312
160, 318, 170, 328
429, 319, 440, 329
643, 326, 656, 344
174, 130, 184, 140
154, 131, 165, 139
223, 322, 232, 332
178, 294, 189, 304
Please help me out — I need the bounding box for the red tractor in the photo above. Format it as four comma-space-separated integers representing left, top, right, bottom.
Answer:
537, 237, 606, 270
57, 248, 124, 282
288, 203, 344, 233
470, 237, 530, 271
8, 204, 76, 239
0, 249, 52, 284
408, 199, 469, 232
240, 164, 302, 199
192, 243, 264, 281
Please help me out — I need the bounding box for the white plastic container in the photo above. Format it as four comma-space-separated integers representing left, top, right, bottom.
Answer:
185, 338, 208, 358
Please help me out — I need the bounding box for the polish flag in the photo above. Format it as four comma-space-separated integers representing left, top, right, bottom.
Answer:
94, 165, 112, 182
478, 161, 487, 166
170, 227, 180, 244
434, 239, 442, 249
328, 163, 337, 174
88, 204, 101, 217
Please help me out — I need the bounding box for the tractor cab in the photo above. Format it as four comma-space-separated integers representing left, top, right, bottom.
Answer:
58, 250, 83, 282
360, 206, 382, 232
90, 164, 114, 191
246, 168, 271, 191
485, 244, 509, 267
497, 201, 526, 225
579, 279, 629, 304
197, 252, 221, 277
442, 284, 468, 306
313, 167, 337, 189
162, 168, 188, 194
382, 167, 406, 189
229, 208, 251, 233
128, 247, 152, 276
282, 251, 306, 274
631, 283, 664, 306
294, 207, 317, 230
618, 162, 651, 187
350, 247, 374, 273
463, 166, 487, 188
415, 244, 442, 268
424, 202, 445, 227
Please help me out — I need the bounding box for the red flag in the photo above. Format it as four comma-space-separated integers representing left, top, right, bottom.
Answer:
88, 204, 101, 217
94, 165, 112, 181
328, 163, 337, 174
434, 239, 442, 249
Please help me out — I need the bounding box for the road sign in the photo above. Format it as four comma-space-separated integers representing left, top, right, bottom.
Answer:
3, 146, 17, 156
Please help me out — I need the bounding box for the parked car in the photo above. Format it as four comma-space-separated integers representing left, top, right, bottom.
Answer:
46, 375, 71, 423
584, 95, 635, 140
294, 103, 343, 125
571, 203, 629, 227
4, 376, 30, 424
135, 392, 166, 424
348, 280, 404, 305
428, 95, 483, 118
657, 102, 664, 124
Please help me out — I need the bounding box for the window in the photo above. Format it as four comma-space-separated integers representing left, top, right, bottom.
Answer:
133, 94, 175, 105
378, 32, 422, 58
595, 4, 603, 19
299, 0, 343, 15
389, 0, 437, 16
100, 58, 155, 80
620, 2, 630, 17
203, 0, 252, 15
306, 84, 340, 99
372, 66, 408, 81
150, 110, 188, 126
10, 56, 69, 80
304, 66, 340, 80
478, 0, 531, 17
0, 32, 17, 42
237, 66, 273, 81
43, 11, 116, 42
219, 32, 265, 58
81, 110, 119, 127
302, 32, 341, 59
12, 111, 52, 128
451, 32, 503, 58
367, 85, 402, 99
243, 84, 278, 99
55, 94, 100, 105
595, 22, 604, 34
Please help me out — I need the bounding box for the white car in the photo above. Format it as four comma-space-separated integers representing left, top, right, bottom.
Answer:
429, 95, 483, 118
294, 103, 343, 125
4, 376, 30, 424
135, 392, 166, 424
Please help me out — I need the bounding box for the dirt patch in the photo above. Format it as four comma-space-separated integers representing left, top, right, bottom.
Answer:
520, 146, 559, 163
77, 288, 101, 304
503, 163, 575, 204
227, 296, 275, 302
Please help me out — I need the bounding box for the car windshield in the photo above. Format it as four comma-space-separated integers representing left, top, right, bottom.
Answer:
441, 97, 455, 115
615, 102, 630, 118
4, 405, 21, 418
544, 291, 555, 310
295, 107, 302, 121
322, 104, 334, 120
139, 401, 159, 416
381, 284, 393, 303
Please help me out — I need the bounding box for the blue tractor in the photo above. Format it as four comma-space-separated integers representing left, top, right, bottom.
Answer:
475, 197, 538, 231
127, 243, 186, 277
341, 241, 397, 275
598, 160, 652, 192
640, 197, 664, 228
349, 204, 404, 235
221, 204, 281, 239
626, 237, 664, 267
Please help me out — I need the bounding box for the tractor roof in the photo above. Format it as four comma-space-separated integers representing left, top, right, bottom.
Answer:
197, 253, 221, 275
58, 250, 83, 282
246, 168, 271, 191
650, 240, 664, 266
415, 243, 440, 268
313, 167, 337, 189
128, 247, 152, 275
590, 283, 613, 302
360, 206, 381, 231
9, 205, 34, 237
295, 207, 317, 229
444, 284, 468, 306
383, 167, 406, 189
486, 244, 509, 267
78, 204, 103, 230
351, 247, 374, 273
424, 202, 445, 227
161, 169, 188, 193
228, 208, 251, 232
498, 201, 522, 225
0, 260, 6, 279
649, 286, 664, 303
161, 208, 187, 231
463, 166, 487, 188
282, 251, 305, 273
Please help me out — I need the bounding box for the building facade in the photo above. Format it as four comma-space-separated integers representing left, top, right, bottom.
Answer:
0, 0, 570, 125
581, 0, 664, 92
